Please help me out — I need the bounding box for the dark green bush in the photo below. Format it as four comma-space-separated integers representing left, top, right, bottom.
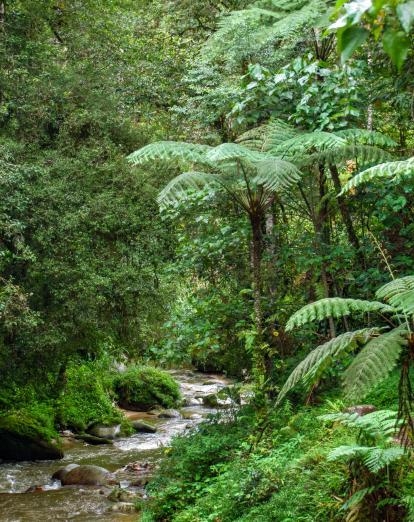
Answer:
113, 365, 181, 411
0, 401, 58, 442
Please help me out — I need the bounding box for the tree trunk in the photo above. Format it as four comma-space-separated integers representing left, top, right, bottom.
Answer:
250, 212, 266, 379
329, 164, 360, 251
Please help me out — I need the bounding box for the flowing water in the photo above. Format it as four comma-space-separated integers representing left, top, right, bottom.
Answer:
0, 370, 232, 521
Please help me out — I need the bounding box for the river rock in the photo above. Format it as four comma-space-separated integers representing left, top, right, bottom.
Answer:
345, 405, 377, 416
108, 487, 135, 502
157, 409, 181, 419
88, 423, 121, 439
0, 431, 63, 461
52, 463, 79, 482
131, 420, 157, 433
61, 464, 112, 486
74, 433, 113, 445
184, 397, 202, 406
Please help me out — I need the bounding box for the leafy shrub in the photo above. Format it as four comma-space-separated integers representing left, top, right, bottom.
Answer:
113, 365, 181, 411
56, 361, 122, 432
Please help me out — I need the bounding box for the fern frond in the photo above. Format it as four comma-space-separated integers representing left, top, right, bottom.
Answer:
157, 171, 217, 208
344, 327, 409, 401
286, 298, 394, 331
376, 276, 414, 315
363, 446, 405, 472
327, 444, 404, 472
272, 131, 346, 158
253, 158, 301, 193
236, 118, 298, 152
320, 410, 400, 440
276, 328, 380, 405
335, 129, 398, 148
127, 141, 212, 166
206, 143, 270, 164
340, 157, 414, 195
298, 145, 392, 169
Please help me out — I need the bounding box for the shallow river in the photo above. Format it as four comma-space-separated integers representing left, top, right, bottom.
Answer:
0, 370, 232, 521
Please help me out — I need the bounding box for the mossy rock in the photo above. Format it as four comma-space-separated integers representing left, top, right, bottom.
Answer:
0, 408, 63, 461
114, 366, 181, 412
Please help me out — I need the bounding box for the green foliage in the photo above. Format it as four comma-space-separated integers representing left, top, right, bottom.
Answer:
113, 366, 181, 411
0, 402, 58, 443
56, 360, 122, 432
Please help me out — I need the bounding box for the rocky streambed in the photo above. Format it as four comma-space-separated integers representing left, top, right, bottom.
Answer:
0, 370, 234, 521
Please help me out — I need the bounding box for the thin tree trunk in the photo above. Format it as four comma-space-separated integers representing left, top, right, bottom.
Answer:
329, 164, 360, 251
250, 212, 266, 379
0, 2, 5, 27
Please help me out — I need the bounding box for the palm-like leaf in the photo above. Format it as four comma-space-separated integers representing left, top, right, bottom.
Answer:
205, 143, 270, 164
286, 298, 394, 331
272, 131, 346, 158
344, 327, 409, 401
253, 158, 302, 193
298, 144, 391, 169
328, 445, 404, 472
276, 328, 381, 405
340, 157, 414, 195
320, 410, 400, 440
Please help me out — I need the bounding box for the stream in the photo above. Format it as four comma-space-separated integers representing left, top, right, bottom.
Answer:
0, 370, 232, 521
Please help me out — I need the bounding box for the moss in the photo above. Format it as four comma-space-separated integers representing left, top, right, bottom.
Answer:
113, 365, 181, 411
0, 401, 58, 442
56, 361, 122, 432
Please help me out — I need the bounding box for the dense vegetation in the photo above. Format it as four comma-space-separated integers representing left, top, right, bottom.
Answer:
1, 0, 414, 520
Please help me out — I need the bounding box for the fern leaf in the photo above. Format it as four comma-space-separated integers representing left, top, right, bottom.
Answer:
340, 157, 414, 195
286, 298, 394, 331
320, 410, 400, 440
376, 276, 414, 315
236, 118, 298, 152
276, 328, 380, 405
157, 171, 217, 208
344, 327, 409, 401
253, 158, 302, 193
363, 446, 404, 472
127, 141, 212, 166
206, 143, 270, 164
298, 145, 391, 169
328, 444, 372, 462
335, 129, 398, 148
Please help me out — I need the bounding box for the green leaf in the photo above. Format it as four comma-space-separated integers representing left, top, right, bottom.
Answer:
339, 26, 369, 62
383, 29, 410, 69
397, 1, 414, 33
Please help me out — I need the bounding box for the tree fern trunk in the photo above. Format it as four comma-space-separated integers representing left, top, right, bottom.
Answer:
250, 212, 265, 378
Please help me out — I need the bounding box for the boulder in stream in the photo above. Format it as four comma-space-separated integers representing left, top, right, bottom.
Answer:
52, 463, 80, 482
87, 423, 121, 439
157, 409, 181, 419
131, 420, 157, 433
60, 464, 113, 486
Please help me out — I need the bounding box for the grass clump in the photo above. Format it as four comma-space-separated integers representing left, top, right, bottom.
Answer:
113, 365, 181, 411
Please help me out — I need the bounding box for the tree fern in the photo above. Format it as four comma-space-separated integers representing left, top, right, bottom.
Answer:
328, 444, 404, 473
344, 327, 409, 401
320, 410, 400, 440
286, 298, 394, 331
276, 328, 381, 405
298, 144, 392, 169
157, 171, 218, 208
340, 157, 414, 195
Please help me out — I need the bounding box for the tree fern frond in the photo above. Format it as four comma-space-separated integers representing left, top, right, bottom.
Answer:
157, 171, 217, 208
376, 276, 414, 315
127, 141, 212, 166
340, 157, 414, 195
276, 328, 381, 405
335, 129, 398, 148
286, 298, 394, 331
272, 131, 346, 157
298, 145, 392, 168
253, 158, 302, 193
206, 142, 270, 164
236, 118, 298, 152
344, 327, 409, 401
